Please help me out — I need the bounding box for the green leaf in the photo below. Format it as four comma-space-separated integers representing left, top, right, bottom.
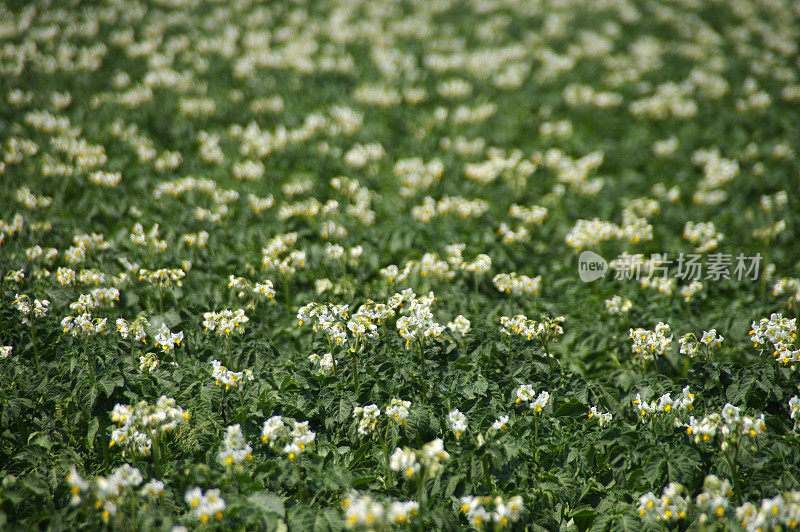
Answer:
587, 512, 611, 532
28, 432, 52, 451
554, 400, 587, 417
87, 417, 99, 451
313, 508, 343, 532
287, 506, 316, 531
246, 491, 286, 518
612, 514, 642, 532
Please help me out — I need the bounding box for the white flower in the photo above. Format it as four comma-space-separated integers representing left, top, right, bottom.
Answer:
353, 404, 381, 435
447, 409, 468, 438
140, 480, 165, 497
203, 309, 249, 336
343, 492, 384, 529
489, 415, 509, 433
604, 295, 632, 315
154, 323, 183, 353
389, 448, 420, 478
629, 322, 672, 365
789, 396, 800, 422
261, 416, 286, 445
420, 438, 450, 472
218, 424, 253, 466
530, 391, 550, 413
447, 315, 471, 335
387, 500, 419, 524
185, 487, 226, 523
588, 406, 612, 426
308, 352, 335, 374
211, 359, 254, 390
66, 466, 89, 505
386, 398, 411, 425
514, 384, 536, 403
700, 329, 724, 346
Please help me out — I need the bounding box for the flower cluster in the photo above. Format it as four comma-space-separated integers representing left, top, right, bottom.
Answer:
185, 487, 226, 523
261, 232, 306, 274
695, 475, 733, 522
395, 290, 446, 346
514, 384, 550, 413
218, 424, 253, 466
604, 295, 632, 315
261, 416, 316, 460
68, 464, 152, 523
203, 309, 249, 336
342, 491, 419, 528
411, 195, 488, 222
386, 398, 412, 425
211, 359, 254, 390
493, 272, 542, 296
588, 406, 613, 426
116, 316, 150, 343
12, 294, 49, 323
686, 403, 766, 449
500, 314, 565, 353
446, 315, 471, 337
227, 275, 275, 305
297, 302, 350, 345
389, 447, 420, 479
461, 253, 492, 275
130, 223, 167, 252
638, 476, 800, 532
388, 438, 451, 481
308, 352, 335, 374
458, 495, 524, 529
683, 221, 723, 253
629, 322, 672, 366
109, 397, 189, 457
153, 324, 183, 353
633, 387, 695, 418
737, 491, 800, 532
353, 404, 381, 436
679, 329, 724, 358
773, 277, 800, 306
680, 280, 704, 302
61, 313, 109, 338
750, 313, 798, 366
447, 409, 468, 439
137, 267, 186, 289
638, 482, 689, 523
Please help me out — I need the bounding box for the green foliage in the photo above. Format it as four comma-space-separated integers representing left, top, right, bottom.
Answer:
1, 0, 800, 529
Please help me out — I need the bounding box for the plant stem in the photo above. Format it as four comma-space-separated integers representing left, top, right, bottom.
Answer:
351, 337, 360, 389
85, 338, 96, 381
293, 460, 305, 502
30, 322, 40, 373
726, 442, 741, 503
327, 337, 338, 375
417, 470, 427, 532
383, 422, 393, 486
481, 454, 492, 490
153, 434, 163, 479
418, 340, 427, 402
238, 389, 247, 439
225, 335, 231, 368
473, 272, 479, 317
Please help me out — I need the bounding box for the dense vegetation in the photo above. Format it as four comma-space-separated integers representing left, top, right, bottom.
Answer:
1, 0, 800, 530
